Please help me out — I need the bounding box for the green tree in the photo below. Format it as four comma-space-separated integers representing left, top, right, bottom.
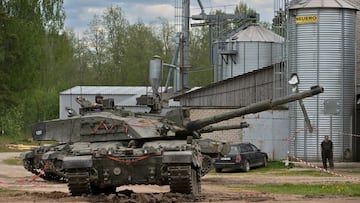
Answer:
0, 0, 71, 136
0, 6, 15, 109
122, 21, 164, 86
272, 9, 286, 37
233, 1, 257, 29
84, 14, 108, 82
155, 17, 175, 61
189, 27, 213, 86
102, 6, 129, 85
234, 1, 256, 16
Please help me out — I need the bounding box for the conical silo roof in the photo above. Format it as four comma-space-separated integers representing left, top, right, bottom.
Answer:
228, 25, 284, 43
290, 0, 358, 10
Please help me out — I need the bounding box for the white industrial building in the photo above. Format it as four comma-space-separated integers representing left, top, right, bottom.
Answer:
59, 86, 179, 119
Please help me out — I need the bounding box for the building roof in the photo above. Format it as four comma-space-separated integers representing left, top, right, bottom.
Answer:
228, 25, 284, 43
290, 0, 358, 10
60, 86, 180, 107
60, 86, 150, 96
173, 66, 273, 101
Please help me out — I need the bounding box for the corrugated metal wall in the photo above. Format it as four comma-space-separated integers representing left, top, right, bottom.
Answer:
222, 42, 278, 78
218, 27, 283, 81
344, 0, 360, 86
178, 66, 275, 107
347, 0, 360, 162
288, 7, 356, 161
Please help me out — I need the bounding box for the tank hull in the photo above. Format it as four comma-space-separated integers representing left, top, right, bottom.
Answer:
62, 140, 201, 195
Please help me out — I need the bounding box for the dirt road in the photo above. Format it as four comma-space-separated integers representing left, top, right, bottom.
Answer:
0, 152, 359, 203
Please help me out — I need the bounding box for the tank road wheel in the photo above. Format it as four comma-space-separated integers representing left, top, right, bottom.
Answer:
66, 170, 92, 196
200, 155, 212, 176
40, 173, 63, 182
23, 158, 41, 176
168, 165, 201, 195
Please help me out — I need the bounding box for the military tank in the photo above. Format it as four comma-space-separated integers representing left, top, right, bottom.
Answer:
20, 96, 240, 181
21, 82, 323, 196
21, 57, 323, 196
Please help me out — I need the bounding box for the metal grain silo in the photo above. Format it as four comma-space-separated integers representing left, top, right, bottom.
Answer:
288, 0, 357, 161
216, 25, 284, 81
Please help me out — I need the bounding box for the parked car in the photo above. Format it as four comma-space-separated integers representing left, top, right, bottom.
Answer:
213, 142, 268, 172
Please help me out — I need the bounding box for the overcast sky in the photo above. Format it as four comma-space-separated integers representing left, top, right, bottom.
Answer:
63, 0, 275, 34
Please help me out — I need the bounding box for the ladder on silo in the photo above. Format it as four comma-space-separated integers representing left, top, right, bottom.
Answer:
273, 0, 289, 99
174, 0, 183, 33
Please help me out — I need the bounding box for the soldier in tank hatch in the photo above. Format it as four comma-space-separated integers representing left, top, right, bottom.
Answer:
92, 94, 104, 111
95, 94, 103, 105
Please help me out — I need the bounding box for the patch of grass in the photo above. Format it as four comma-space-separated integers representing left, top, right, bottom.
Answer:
229, 183, 360, 196
251, 161, 294, 172
0, 135, 34, 152
2, 157, 23, 165
0, 135, 56, 152
250, 162, 334, 177
210, 161, 334, 177
0, 188, 15, 193
268, 169, 333, 177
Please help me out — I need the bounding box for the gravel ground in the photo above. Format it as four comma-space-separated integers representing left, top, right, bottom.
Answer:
0, 152, 360, 203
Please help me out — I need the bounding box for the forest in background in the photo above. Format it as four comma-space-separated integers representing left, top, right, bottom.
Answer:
0, 0, 275, 139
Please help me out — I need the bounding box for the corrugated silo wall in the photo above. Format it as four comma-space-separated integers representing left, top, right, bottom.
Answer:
347, 0, 360, 86
345, 0, 360, 161
222, 41, 283, 80
288, 7, 356, 161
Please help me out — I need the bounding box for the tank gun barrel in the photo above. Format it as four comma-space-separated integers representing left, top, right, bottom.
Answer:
186, 86, 323, 131
199, 122, 249, 133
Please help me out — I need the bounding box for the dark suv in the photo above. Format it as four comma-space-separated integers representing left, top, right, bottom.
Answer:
213, 143, 268, 172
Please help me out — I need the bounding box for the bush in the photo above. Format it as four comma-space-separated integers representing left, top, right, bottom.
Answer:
0, 104, 25, 137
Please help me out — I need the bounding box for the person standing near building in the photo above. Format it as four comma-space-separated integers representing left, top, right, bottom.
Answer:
321, 135, 334, 170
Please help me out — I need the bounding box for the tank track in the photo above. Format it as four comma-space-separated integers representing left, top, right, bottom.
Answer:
23, 159, 64, 182
168, 165, 201, 195
66, 170, 92, 196
40, 172, 64, 181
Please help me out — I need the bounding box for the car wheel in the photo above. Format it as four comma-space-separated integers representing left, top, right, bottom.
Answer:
215, 168, 222, 173
243, 160, 250, 172
262, 157, 267, 167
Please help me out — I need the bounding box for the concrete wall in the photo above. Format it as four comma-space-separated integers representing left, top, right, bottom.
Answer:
189, 108, 245, 143
243, 110, 289, 161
